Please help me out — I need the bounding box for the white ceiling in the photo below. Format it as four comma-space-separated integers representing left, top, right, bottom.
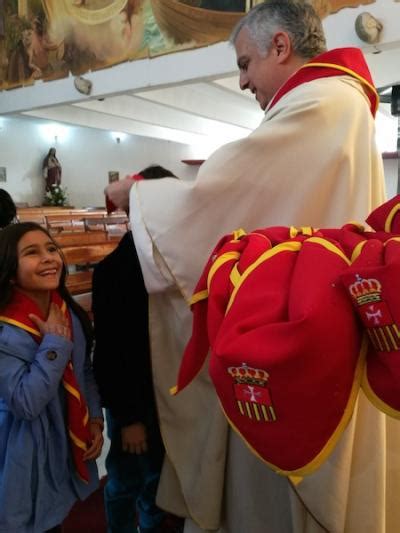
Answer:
20, 71, 398, 157
22, 75, 265, 153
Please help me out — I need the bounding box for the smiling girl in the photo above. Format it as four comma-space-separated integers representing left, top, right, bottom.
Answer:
0, 222, 104, 532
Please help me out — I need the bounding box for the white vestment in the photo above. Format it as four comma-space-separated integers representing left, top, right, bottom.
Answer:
129, 74, 399, 533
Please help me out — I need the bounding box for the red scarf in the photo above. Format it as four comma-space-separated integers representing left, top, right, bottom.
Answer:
0, 290, 91, 483
269, 47, 378, 117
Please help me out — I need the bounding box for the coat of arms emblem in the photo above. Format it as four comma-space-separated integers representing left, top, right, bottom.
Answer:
228, 364, 276, 422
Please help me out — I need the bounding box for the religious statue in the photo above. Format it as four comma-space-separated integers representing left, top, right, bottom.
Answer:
42, 147, 62, 191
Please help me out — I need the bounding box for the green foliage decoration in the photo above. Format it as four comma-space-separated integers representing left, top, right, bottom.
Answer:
43, 185, 69, 207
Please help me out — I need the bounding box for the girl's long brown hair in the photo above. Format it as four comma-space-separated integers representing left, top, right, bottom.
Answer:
0, 222, 93, 352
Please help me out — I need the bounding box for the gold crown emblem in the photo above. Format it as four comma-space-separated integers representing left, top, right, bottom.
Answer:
228, 364, 269, 386
349, 274, 382, 305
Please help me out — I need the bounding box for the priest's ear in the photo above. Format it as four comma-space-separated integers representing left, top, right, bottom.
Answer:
271, 32, 291, 63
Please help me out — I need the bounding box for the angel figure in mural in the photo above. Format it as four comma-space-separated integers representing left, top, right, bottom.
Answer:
43, 147, 62, 191
7, 16, 63, 84
39, 0, 145, 70
18, 19, 50, 80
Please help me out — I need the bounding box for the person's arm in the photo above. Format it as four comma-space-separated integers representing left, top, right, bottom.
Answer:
129, 183, 175, 292
70, 312, 104, 460
104, 178, 173, 292
0, 329, 72, 420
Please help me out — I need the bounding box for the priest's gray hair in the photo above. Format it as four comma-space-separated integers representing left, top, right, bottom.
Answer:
230, 0, 327, 59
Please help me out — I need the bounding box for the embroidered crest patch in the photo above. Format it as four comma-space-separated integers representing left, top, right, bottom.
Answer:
348, 274, 400, 352
228, 364, 276, 422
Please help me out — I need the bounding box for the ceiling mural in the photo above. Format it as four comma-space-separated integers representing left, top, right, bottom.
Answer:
0, 0, 377, 91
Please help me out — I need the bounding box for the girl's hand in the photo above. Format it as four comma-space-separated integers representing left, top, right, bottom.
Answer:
83, 421, 104, 461
29, 303, 71, 340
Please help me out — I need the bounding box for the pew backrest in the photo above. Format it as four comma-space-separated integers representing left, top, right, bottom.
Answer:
54, 230, 110, 248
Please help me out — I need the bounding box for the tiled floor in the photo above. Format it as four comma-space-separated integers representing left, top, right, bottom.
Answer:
63, 478, 107, 532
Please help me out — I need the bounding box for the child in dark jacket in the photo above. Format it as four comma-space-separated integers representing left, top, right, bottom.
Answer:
93, 165, 180, 533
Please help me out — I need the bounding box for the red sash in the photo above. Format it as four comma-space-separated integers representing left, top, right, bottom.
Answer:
340, 197, 400, 418
0, 291, 91, 483
269, 47, 378, 117
174, 227, 366, 475
175, 203, 400, 475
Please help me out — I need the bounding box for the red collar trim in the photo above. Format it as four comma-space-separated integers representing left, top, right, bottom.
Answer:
268, 48, 378, 117
0, 291, 68, 342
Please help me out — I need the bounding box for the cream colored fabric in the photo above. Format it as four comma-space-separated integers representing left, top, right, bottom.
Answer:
131, 75, 395, 532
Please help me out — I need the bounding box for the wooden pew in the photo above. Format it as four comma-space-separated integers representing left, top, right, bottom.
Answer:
17, 207, 83, 227
17, 207, 48, 226
62, 239, 120, 299
16, 207, 110, 231
54, 230, 111, 247
18, 207, 73, 219
62, 242, 118, 266
45, 213, 85, 232
17, 213, 47, 226
66, 271, 94, 296
73, 292, 93, 317
84, 214, 129, 235
45, 211, 119, 234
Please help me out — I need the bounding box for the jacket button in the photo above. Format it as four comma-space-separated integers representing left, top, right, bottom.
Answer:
46, 350, 58, 361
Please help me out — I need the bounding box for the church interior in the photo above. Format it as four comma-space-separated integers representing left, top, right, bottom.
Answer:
0, 1, 400, 532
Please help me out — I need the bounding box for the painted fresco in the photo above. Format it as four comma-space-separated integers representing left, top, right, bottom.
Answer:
0, 0, 377, 91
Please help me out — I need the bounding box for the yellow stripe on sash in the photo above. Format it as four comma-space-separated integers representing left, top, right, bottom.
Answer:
226, 241, 302, 313
0, 317, 41, 337
207, 251, 240, 292
190, 290, 208, 306
384, 203, 400, 232
306, 237, 351, 265
69, 430, 88, 451
63, 381, 82, 402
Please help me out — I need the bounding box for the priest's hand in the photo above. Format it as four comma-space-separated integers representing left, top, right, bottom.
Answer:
121, 422, 148, 455
104, 175, 134, 212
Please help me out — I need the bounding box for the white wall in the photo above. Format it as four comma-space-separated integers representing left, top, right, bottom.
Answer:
384, 158, 398, 200
0, 115, 199, 207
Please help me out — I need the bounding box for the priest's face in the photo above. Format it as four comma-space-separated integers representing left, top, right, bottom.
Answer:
235, 27, 284, 111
